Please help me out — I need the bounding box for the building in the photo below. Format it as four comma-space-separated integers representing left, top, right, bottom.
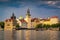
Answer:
40, 18, 50, 25
40, 16, 59, 25
4, 9, 59, 29
4, 13, 17, 30
17, 18, 27, 28
50, 16, 59, 25
31, 18, 40, 28
24, 8, 32, 28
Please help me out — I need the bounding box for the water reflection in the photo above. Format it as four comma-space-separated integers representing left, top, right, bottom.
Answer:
25, 30, 31, 40
4, 30, 14, 40
3, 30, 60, 40
0, 30, 4, 40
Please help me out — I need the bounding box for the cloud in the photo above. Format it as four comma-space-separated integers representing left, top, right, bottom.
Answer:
45, 1, 57, 5
44, 1, 60, 9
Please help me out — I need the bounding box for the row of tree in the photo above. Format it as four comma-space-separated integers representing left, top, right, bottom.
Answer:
35, 23, 60, 29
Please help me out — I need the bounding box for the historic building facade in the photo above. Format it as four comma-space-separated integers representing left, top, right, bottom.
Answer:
4, 8, 59, 28
4, 13, 17, 30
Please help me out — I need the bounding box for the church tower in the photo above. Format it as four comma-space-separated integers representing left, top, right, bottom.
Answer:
26, 8, 31, 18
4, 13, 17, 30
25, 8, 31, 28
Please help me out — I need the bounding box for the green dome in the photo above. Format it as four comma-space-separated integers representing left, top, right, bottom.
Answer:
19, 16, 23, 19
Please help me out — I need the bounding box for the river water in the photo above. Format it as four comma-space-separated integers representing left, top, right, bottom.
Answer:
1, 30, 60, 40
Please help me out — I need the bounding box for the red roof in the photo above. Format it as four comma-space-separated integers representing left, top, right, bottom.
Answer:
9, 19, 11, 21
5, 19, 8, 22
51, 16, 58, 18
40, 19, 50, 21
5, 19, 12, 22
19, 19, 27, 23
31, 18, 39, 22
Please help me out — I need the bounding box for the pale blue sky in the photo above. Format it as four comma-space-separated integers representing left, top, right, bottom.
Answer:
0, 0, 60, 21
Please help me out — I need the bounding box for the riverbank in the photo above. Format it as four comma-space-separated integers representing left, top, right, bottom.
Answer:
15, 28, 60, 31
36, 28, 60, 31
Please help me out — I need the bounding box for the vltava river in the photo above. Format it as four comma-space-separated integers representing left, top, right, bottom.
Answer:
1, 30, 60, 40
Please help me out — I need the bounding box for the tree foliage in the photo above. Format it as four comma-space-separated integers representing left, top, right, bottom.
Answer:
43, 24, 50, 28
0, 21, 4, 29
35, 24, 43, 28
16, 24, 20, 28
35, 23, 60, 28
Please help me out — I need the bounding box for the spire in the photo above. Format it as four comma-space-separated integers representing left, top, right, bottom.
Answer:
27, 8, 30, 13
12, 13, 14, 16
26, 8, 31, 16
11, 13, 16, 19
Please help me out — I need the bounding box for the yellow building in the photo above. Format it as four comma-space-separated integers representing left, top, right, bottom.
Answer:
39, 16, 59, 25
31, 18, 40, 28
50, 16, 59, 25
40, 19, 50, 25
4, 13, 17, 30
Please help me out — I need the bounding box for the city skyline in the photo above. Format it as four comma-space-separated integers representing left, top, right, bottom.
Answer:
0, 0, 60, 21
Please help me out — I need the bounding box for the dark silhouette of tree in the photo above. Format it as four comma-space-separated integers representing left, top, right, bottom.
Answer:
43, 24, 50, 29
35, 24, 42, 28
16, 24, 20, 28
0, 21, 4, 29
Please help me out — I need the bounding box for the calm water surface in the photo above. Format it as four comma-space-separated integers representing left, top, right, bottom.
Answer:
1, 30, 60, 40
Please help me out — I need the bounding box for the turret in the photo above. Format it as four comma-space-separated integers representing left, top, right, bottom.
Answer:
11, 13, 16, 19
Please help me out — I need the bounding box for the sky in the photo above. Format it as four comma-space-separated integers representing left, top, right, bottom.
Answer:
0, 0, 60, 21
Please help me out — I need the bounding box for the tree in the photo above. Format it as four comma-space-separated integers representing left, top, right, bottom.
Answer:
35, 23, 60, 29
57, 23, 60, 28
35, 24, 43, 28
0, 21, 4, 29
43, 24, 50, 29
51, 23, 59, 28
16, 24, 20, 28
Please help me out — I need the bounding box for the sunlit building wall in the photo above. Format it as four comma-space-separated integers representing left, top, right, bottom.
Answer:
50, 16, 59, 25
4, 13, 17, 30
43, 21, 50, 25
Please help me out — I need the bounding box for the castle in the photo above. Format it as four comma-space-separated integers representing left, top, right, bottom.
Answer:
4, 8, 59, 30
